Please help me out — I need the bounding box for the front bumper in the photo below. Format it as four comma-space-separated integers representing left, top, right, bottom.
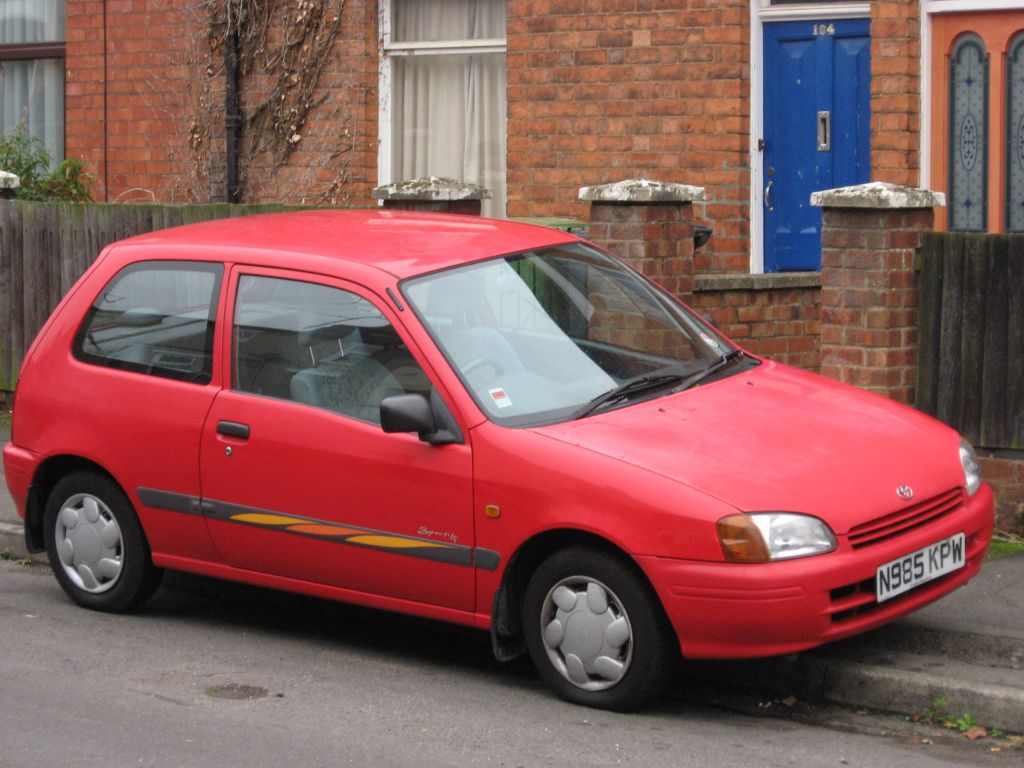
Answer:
638, 483, 994, 659
2, 441, 36, 521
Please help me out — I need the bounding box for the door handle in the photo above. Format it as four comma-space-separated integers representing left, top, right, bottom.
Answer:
764, 180, 774, 212
818, 110, 831, 152
216, 420, 250, 439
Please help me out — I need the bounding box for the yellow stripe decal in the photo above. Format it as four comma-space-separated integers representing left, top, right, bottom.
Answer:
232, 513, 304, 526
286, 523, 366, 537
347, 534, 449, 550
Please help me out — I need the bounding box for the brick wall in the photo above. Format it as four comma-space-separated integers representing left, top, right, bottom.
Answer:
871, 0, 921, 187
587, 201, 695, 302
66, 1, 199, 202
979, 454, 1024, 533
506, 0, 751, 273
818, 207, 927, 405
690, 279, 821, 372
233, 2, 379, 206
64, 1, 378, 205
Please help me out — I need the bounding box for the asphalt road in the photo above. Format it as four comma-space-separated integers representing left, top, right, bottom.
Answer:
0, 560, 1011, 768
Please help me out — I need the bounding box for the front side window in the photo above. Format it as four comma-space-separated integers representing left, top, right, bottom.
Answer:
73, 261, 223, 384
404, 244, 742, 427
232, 275, 430, 424
0, 0, 65, 163
381, 0, 507, 217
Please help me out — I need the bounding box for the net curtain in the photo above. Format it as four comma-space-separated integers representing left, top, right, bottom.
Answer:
0, 0, 65, 163
392, 0, 507, 217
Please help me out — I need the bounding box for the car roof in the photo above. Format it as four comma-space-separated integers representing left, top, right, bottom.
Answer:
114, 209, 578, 279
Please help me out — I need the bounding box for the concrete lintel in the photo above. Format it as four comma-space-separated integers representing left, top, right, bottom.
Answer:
579, 178, 705, 204
372, 176, 491, 202
810, 181, 945, 210
694, 271, 822, 293
0, 171, 21, 190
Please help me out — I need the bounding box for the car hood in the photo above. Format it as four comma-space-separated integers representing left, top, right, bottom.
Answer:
532, 362, 964, 533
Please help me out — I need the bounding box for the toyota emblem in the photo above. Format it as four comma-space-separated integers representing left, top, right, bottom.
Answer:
896, 485, 915, 501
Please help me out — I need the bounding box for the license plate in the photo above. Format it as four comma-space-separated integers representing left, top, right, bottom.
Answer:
875, 532, 966, 603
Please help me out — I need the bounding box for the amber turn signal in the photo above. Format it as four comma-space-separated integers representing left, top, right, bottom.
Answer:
717, 515, 771, 563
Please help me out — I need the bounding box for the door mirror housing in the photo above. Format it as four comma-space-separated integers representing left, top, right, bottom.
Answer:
380, 392, 461, 446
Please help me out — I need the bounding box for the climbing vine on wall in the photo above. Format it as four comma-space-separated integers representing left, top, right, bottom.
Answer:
204, 0, 345, 180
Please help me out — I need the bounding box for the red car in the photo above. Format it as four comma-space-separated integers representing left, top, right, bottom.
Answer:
3, 210, 993, 710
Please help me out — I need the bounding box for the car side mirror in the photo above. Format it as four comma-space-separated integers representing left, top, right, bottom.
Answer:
380, 392, 461, 446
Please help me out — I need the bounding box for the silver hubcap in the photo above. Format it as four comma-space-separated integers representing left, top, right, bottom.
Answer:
54, 493, 124, 594
539, 576, 633, 691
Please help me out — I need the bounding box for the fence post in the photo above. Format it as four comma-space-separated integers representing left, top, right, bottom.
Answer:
579, 179, 704, 304
371, 177, 490, 215
811, 182, 945, 405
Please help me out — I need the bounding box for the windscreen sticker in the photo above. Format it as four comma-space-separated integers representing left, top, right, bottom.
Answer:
488, 387, 513, 409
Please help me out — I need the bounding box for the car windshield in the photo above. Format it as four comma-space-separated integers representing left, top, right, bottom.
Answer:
403, 242, 741, 427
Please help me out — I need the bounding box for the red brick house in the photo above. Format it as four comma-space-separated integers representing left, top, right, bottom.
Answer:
0, 2, 1007, 272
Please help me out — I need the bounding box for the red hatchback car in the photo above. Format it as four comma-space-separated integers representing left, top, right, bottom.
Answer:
3, 210, 994, 710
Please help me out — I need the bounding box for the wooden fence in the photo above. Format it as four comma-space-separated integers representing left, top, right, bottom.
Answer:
0, 200, 302, 391
916, 232, 1024, 450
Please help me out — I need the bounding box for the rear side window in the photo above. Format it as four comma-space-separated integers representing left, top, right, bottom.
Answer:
73, 261, 223, 384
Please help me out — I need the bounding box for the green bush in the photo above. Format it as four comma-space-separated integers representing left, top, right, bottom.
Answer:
0, 125, 93, 202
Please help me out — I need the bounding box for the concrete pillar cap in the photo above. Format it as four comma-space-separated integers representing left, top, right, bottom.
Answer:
578, 178, 705, 203
0, 171, 21, 189
810, 181, 945, 209
371, 177, 491, 201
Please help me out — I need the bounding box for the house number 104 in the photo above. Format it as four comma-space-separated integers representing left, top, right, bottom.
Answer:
813, 23, 836, 36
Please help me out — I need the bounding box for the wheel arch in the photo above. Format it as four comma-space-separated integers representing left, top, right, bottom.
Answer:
490, 528, 667, 662
24, 455, 121, 552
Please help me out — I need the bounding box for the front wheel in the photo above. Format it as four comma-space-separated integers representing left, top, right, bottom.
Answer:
523, 547, 677, 711
44, 471, 162, 613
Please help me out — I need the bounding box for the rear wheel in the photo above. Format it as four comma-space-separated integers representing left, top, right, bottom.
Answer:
44, 471, 162, 612
523, 547, 677, 711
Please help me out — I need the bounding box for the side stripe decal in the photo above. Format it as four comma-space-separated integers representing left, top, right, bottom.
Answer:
137, 487, 500, 570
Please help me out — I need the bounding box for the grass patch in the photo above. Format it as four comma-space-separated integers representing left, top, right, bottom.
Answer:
0, 408, 10, 434
987, 534, 1024, 560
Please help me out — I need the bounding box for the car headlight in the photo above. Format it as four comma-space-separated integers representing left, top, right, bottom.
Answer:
718, 513, 837, 563
959, 438, 982, 496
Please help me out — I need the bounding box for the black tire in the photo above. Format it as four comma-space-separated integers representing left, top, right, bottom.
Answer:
43, 471, 162, 613
523, 547, 677, 711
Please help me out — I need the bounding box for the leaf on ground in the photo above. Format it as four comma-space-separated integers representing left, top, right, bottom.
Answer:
964, 726, 988, 741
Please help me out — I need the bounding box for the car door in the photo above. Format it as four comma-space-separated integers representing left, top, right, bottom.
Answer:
198, 266, 475, 611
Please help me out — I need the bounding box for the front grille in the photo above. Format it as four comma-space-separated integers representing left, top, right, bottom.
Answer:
846, 487, 963, 549
829, 568, 963, 624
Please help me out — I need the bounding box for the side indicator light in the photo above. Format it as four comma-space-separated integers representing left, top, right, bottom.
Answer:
485, 504, 501, 519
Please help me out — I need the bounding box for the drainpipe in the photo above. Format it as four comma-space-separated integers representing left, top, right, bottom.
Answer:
225, 29, 242, 203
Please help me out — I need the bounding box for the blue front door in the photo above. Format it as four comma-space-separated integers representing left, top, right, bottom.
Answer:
763, 19, 871, 271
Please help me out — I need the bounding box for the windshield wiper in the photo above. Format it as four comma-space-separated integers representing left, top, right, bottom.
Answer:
673, 348, 745, 393
571, 370, 688, 420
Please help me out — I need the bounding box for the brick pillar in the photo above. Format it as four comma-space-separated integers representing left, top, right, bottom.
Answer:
579, 179, 704, 303
371, 177, 490, 215
812, 182, 945, 405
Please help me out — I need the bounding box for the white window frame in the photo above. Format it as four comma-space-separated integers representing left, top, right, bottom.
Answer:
749, 2, 871, 273
377, 0, 506, 191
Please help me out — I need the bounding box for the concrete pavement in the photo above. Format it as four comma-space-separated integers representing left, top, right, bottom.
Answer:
2, 423, 1021, 731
